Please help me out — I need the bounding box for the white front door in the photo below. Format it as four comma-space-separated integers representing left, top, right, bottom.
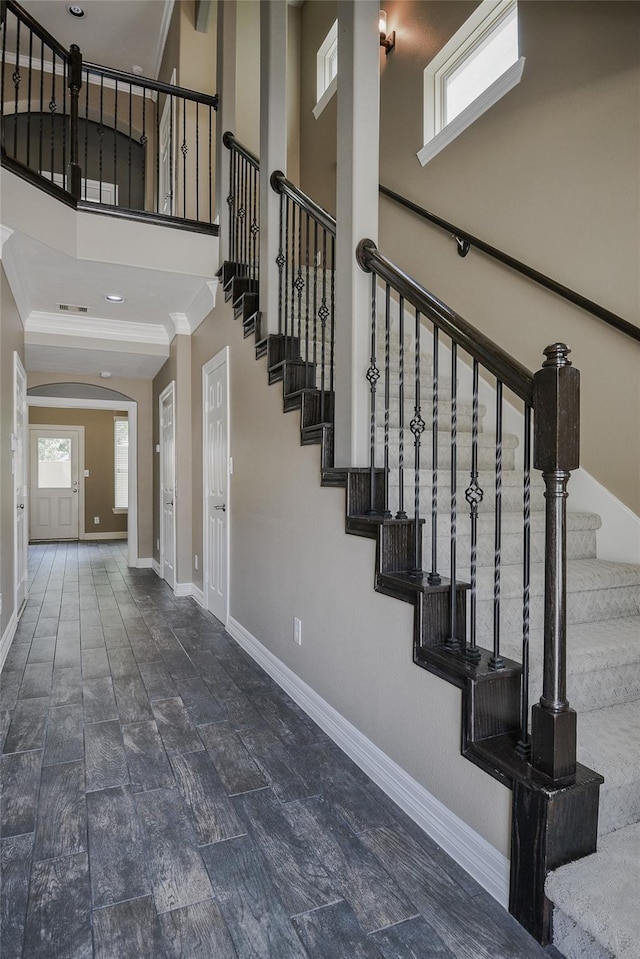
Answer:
29, 428, 80, 540
203, 349, 229, 624
159, 382, 176, 589
14, 354, 28, 610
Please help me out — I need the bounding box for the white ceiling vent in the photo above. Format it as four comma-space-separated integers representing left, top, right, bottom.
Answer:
58, 303, 89, 313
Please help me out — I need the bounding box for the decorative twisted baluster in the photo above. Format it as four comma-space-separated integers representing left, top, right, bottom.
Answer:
517, 404, 532, 756
490, 380, 505, 670
465, 359, 483, 663
445, 342, 460, 651
367, 273, 380, 516
428, 326, 441, 585
410, 308, 425, 573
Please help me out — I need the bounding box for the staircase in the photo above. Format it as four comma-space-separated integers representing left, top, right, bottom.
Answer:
219, 252, 640, 959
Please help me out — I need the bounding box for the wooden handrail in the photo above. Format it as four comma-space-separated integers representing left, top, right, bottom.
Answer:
380, 183, 640, 344
270, 170, 336, 237
357, 238, 534, 404
222, 131, 259, 169
83, 61, 218, 109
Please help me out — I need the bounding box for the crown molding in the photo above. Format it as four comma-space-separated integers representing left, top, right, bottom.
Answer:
0, 225, 14, 256
1, 231, 31, 323
170, 313, 191, 336
185, 279, 219, 333
25, 311, 170, 345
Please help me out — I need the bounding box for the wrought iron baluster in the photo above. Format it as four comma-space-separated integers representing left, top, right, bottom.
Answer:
26, 28, 33, 168
319, 229, 328, 425
428, 326, 441, 585
182, 95, 187, 216
382, 283, 392, 518
1, 8, 7, 131
410, 308, 425, 573
284, 196, 290, 342
446, 341, 461, 651
155, 89, 159, 214
128, 80, 133, 208
276, 191, 285, 336
38, 39, 44, 174
312, 220, 318, 380
397, 294, 407, 519
141, 87, 146, 210
62, 59, 67, 190
295, 200, 304, 364
49, 51, 56, 183
228, 147, 235, 259
490, 379, 505, 670
208, 106, 212, 224
517, 404, 532, 753
367, 272, 380, 515
329, 234, 335, 410
195, 103, 200, 222
304, 213, 310, 368
465, 359, 483, 663
113, 78, 118, 202
84, 70, 89, 200
13, 15, 19, 158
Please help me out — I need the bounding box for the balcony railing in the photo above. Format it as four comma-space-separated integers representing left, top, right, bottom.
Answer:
1, 0, 218, 232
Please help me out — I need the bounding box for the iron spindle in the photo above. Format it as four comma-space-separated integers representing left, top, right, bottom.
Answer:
312, 220, 318, 381
411, 308, 425, 574
397, 294, 407, 519
227, 143, 234, 257
490, 379, 505, 670
62, 60, 67, 190
284, 196, 291, 340
329, 234, 335, 408
13, 15, 19, 158
208, 106, 212, 224
320, 228, 328, 421
296, 201, 303, 349
251, 165, 258, 281
304, 213, 310, 367
182, 97, 187, 217
367, 272, 379, 515
38, 39, 43, 175
465, 359, 483, 663
1, 8, 7, 123
196, 103, 200, 222
517, 404, 532, 755
84, 71, 89, 201
276, 192, 284, 337
446, 341, 460, 651
113, 78, 118, 203
154, 88, 159, 214
26, 28, 33, 168
49, 52, 55, 184
428, 326, 441, 585
141, 88, 146, 210
383, 283, 392, 518
128, 81, 133, 208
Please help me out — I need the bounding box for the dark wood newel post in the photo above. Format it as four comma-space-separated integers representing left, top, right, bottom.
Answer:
531, 342, 579, 780
68, 43, 83, 200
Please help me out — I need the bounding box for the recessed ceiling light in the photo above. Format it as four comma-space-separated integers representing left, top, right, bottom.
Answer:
104, 294, 125, 303
68, 5, 85, 18
100, 371, 112, 379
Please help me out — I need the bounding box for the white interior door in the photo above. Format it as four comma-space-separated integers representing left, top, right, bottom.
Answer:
159, 382, 176, 589
14, 353, 28, 610
29, 428, 80, 540
203, 349, 229, 624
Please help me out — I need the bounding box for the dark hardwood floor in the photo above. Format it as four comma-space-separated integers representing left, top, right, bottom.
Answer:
1, 541, 561, 958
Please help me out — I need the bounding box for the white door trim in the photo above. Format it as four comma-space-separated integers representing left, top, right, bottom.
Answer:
27, 397, 139, 567
203, 346, 230, 625
158, 380, 176, 589
28, 424, 85, 540
13, 352, 28, 616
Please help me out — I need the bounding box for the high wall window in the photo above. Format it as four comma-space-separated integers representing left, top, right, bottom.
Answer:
114, 417, 128, 511
313, 20, 338, 120
418, 0, 525, 166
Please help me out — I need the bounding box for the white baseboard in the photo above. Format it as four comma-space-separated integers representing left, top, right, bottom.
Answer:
0, 611, 18, 673
80, 531, 128, 541
570, 468, 640, 565
174, 581, 205, 607
226, 615, 510, 908
136, 557, 154, 569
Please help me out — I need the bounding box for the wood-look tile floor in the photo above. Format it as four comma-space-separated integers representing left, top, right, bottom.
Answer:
1, 542, 560, 959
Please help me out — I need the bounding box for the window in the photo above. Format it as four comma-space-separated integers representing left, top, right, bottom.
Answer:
313, 20, 338, 120
418, 0, 524, 166
114, 417, 128, 511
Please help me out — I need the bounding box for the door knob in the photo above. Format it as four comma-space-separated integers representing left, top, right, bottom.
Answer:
214, 504, 226, 512
18, 503, 24, 509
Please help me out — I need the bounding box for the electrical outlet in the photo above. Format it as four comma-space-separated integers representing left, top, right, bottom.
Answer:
293, 616, 302, 646
194, 555, 199, 571
84, 469, 90, 477
94, 516, 100, 524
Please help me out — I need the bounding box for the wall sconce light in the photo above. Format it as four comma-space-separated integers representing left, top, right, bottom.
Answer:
379, 10, 395, 55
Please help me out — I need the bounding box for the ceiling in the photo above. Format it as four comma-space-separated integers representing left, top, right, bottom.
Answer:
19, 0, 175, 79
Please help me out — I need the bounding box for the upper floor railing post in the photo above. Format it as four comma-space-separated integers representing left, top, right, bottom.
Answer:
530, 342, 579, 781
67, 42, 82, 200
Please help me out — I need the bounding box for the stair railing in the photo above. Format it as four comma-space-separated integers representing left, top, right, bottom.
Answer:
270, 170, 336, 425
357, 238, 579, 781
223, 132, 260, 284
1, 0, 218, 229
380, 183, 640, 343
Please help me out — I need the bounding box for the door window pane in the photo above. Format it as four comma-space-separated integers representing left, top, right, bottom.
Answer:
38, 437, 71, 488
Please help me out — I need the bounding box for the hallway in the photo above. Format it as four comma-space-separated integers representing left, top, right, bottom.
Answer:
1, 542, 555, 958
